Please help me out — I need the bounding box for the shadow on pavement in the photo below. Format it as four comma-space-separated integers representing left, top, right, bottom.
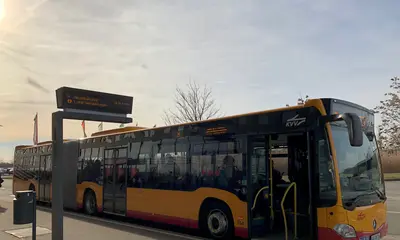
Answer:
37, 205, 204, 240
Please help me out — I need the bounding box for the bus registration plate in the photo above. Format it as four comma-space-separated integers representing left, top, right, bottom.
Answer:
370, 233, 380, 240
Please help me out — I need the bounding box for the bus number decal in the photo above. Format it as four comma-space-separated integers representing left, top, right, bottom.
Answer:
237, 217, 245, 225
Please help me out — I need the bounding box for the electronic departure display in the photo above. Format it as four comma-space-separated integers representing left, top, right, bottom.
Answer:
56, 87, 133, 114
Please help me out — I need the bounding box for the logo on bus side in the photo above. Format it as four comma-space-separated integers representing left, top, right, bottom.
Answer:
286, 114, 306, 127
357, 212, 365, 220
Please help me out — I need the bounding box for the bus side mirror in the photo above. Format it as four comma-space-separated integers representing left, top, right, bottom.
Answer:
342, 113, 363, 147
366, 132, 374, 142
319, 113, 363, 147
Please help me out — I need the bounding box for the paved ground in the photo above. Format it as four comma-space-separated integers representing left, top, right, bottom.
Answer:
0, 179, 204, 240
1, 179, 400, 239
386, 181, 400, 236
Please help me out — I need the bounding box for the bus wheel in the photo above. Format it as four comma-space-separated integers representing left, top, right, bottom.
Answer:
200, 201, 234, 240
83, 190, 97, 215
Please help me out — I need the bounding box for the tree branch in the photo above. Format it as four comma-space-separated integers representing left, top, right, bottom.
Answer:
162, 79, 221, 125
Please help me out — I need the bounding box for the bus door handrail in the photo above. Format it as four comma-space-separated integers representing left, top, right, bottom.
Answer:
281, 182, 297, 240
251, 186, 269, 211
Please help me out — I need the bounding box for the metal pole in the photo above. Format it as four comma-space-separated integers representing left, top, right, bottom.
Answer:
306, 132, 315, 239
32, 191, 36, 240
51, 112, 63, 240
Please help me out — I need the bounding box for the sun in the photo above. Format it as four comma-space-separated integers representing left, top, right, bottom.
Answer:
0, 0, 4, 21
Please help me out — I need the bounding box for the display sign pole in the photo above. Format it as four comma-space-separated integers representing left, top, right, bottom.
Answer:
51, 87, 133, 240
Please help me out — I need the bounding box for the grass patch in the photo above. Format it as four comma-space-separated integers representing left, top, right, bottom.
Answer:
384, 173, 400, 181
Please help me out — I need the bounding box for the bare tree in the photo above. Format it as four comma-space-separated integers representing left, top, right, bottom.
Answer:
163, 80, 221, 125
375, 76, 400, 151
286, 95, 309, 107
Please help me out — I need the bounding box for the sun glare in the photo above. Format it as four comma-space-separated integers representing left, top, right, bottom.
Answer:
0, 0, 4, 21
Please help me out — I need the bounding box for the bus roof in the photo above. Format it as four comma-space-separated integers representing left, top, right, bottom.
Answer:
320, 98, 375, 114
84, 99, 312, 140
91, 126, 148, 137
15, 139, 74, 149
16, 98, 371, 144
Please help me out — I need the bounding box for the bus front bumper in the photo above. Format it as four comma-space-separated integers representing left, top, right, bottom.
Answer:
318, 222, 388, 240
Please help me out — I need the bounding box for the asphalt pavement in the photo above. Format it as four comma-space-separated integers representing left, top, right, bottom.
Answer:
0, 179, 204, 240
1, 179, 400, 239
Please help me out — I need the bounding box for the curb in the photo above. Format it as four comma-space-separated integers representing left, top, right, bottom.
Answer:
385, 179, 400, 182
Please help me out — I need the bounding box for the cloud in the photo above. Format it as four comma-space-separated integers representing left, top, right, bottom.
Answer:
26, 77, 50, 93
0, 0, 399, 161
3, 100, 53, 105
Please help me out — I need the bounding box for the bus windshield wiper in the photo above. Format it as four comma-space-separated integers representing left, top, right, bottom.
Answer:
372, 188, 386, 200
343, 194, 368, 210
344, 191, 380, 210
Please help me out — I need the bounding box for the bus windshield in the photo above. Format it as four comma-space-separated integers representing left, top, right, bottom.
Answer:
331, 123, 384, 203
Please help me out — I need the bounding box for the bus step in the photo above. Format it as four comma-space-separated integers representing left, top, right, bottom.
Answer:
251, 217, 268, 237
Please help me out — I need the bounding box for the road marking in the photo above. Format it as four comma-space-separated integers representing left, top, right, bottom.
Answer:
36, 206, 206, 240
385, 235, 400, 240
387, 196, 400, 200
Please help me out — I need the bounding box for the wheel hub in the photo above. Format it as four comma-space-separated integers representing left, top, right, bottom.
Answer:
207, 210, 228, 237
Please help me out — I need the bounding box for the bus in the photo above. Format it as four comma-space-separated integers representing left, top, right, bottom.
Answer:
12, 98, 387, 239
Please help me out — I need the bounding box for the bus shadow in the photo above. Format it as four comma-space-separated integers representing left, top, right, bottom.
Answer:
36, 205, 204, 240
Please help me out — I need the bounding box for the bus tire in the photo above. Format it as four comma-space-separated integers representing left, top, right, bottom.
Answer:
200, 200, 234, 240
83, 190, 97, 216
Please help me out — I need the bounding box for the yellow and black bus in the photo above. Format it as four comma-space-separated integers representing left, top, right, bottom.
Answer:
13, 98, 387, 239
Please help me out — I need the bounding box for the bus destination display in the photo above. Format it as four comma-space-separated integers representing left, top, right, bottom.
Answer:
56, 87, 133, 114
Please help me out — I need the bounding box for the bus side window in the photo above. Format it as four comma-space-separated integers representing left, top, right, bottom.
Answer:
33, 155, 39, 181
127, 142, 141, 188
216, 140, 244, 192
91, 148, 101, 184
190, 143, 204, 190
77, 149, 84, 183
201, 142, 218, 187
82, 148, 92, 182
46, 155, 52, 182
158, 139, 174, 190
138, 141, 153, 188
157, 138, 189, 190
175, 139, 189, 190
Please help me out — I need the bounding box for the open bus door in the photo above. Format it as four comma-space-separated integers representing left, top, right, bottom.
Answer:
246, 135, 271, 238
246, 132, 318, 239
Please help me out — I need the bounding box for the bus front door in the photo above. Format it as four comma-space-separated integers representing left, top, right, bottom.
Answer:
247, 135, 270, 238
103, 148, 128, 215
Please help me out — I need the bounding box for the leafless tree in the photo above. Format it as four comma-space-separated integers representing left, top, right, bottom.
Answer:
375, 76, 400, 151
163, 80, 221, 125
286, 95, 309, 107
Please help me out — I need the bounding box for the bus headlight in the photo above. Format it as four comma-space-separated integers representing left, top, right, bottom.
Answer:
333, 224, 357, 238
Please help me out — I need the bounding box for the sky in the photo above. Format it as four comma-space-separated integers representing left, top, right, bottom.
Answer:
0, 0, 399, 162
